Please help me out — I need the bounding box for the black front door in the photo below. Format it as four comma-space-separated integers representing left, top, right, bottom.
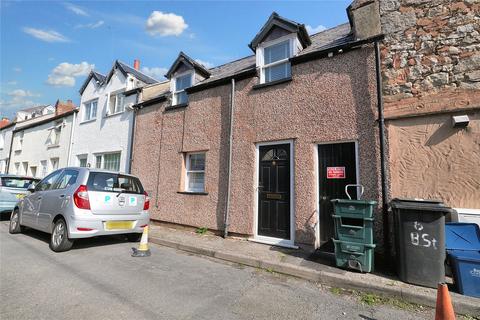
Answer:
258, 144, 290, 239
318, 142, 357, 247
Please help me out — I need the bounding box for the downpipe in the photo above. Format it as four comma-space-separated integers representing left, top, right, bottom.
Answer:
223, 78, 235, 238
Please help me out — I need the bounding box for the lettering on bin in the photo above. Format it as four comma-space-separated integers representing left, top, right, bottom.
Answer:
410, 221, 438, 249
471, 268, 480, 278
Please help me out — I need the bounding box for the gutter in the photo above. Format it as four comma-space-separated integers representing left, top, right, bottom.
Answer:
223, 78, 235, 238
374, 40, 391, 265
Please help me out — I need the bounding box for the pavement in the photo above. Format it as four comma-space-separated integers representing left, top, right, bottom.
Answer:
147, 223, 480, 317
0, 221, 441, 320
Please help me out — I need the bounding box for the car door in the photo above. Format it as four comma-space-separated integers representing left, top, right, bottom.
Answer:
20, 172, 60, 228
37, 169, 79, 232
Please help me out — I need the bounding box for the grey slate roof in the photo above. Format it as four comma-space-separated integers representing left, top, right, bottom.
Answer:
17, 105, 52, 113
79, 61, 158, 95
193, 23, 352, 88
165, 52, 211, 79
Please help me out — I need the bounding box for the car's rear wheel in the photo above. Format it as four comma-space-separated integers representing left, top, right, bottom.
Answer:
9, 209, 24, 234
50, 219, 74, 252
127, 233, 142, 242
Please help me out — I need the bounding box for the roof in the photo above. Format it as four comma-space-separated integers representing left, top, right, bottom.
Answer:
0, 118, 11, 129
79, 71, 106, 95
249, 12, 311, 51
13, 109, 78, 133
79, 60, 158, 95
16, 105, 53, 114
165, 52, 211, 79
192, 23, 352, 88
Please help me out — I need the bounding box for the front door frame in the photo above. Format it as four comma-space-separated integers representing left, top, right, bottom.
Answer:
252, 139, 295, 248
314, 140, 360, 249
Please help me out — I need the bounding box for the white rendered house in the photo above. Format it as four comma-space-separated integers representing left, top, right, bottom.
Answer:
70, 60, 157, 173
0, 121, 15, 174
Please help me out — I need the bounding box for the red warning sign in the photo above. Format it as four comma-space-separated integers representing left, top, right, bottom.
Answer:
327, 167, 346, 179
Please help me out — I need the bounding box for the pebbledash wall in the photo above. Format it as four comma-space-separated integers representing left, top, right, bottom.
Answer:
379, 0, 480, 210
132, 46, 382, 247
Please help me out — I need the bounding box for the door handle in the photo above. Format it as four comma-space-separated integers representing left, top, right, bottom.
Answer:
37, 196, 42, 200
321, 196, 328, 200
59, 194, 66, 198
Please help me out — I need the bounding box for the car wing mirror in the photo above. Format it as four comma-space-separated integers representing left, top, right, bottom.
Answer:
27, 184, 36, 193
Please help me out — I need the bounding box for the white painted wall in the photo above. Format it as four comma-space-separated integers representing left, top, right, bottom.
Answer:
69, 69, 139, 173
7, 112, 75, 178
0, 125, 15, 174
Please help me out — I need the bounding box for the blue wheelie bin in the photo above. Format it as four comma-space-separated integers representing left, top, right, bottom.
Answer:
445, 223, 480, 298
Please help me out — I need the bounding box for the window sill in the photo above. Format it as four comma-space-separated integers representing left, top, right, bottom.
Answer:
165, 103, 188, 111
47, 144, 60, 149
80, 119, 96, 125
252, 77, 292, 90
177, 191, 208, 196
104, 111, 124, 118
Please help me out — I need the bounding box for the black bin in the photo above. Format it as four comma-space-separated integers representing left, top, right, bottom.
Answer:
391, 198, 453, 288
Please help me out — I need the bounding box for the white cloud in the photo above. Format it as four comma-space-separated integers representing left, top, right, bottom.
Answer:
306, 24, 327, 34
23, 27, 69, 42
195, 59, 213, 69
146, 11, 188, 37
8, 89, 39, 98
140, 67, 168, 80
75, 20, 104, 29
65, 2, 88, 16
46, 61, 94, 87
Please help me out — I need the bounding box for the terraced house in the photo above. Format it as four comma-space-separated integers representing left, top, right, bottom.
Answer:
69, 60, 158, 173
131, 2, 387, 252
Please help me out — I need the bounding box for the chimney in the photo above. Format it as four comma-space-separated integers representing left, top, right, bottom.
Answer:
67, 99, 73, 106
134, 59, 140, 70
347, 0, 381, 41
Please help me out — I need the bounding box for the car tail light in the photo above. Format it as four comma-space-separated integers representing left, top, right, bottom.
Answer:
143, 191, 150, 210
74, 185, 90, 210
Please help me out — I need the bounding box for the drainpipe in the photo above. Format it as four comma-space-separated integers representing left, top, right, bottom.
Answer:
374, 41, 391, 266
223, 78, 235, 238
66, 111, 76, 166
127, 93, 140, 174
6, 130, 15, 174
154, 111, 165, 208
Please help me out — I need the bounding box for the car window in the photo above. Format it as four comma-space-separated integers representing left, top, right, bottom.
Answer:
1, 177, 39, 189
35, 170, 63, 192
87, 172, 144, 194
54, 170, 79, 189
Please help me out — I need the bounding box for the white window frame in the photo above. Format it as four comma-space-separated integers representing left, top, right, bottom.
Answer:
40, 160, 47, 177
94, 152, 121, 172
50, 158, 59, 171
82, 99, 98, 122
185, 152, 206, 193
171, 71, 194, 106
106, 90, 125, 116
77, 154, 88, 167
0, 132, 4, 149
47, 122, 62, 147
256, 35, 297, 84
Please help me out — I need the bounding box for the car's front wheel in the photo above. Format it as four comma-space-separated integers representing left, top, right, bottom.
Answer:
9, 209, 24, 234
50, 219, 74, 252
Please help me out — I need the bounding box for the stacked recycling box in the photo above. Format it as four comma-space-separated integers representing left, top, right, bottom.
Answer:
331, 199, 377, 273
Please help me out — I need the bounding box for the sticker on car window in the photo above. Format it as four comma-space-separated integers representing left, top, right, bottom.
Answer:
104, 195, 112, 205
129, 196, 137, 206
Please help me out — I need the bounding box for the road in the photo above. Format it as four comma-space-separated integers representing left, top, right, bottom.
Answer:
0, 221, 434, 320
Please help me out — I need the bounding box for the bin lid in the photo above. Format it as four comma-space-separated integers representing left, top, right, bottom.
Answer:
331, 199, 377, 205
390, 198, 452, 212
445, 223, 480, 251
447, 249, 480, 262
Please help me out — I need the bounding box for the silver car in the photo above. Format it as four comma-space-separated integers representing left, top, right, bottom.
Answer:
1, 175, 40, 216
9, 167, 150, 252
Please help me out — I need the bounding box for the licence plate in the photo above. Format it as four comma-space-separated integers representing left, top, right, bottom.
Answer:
104, 221, 134, 230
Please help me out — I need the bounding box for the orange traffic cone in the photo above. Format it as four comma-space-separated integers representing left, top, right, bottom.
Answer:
131, 226, 151, 257
435, 283, 456, 320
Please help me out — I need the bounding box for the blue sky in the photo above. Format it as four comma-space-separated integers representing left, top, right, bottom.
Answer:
1, 0, 351, 120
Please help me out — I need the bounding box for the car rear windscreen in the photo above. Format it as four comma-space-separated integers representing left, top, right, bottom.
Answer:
87, 172, 144, 194
1, 177, 38, 189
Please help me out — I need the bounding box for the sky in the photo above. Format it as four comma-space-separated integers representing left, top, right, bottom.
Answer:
0, 0, 351, 120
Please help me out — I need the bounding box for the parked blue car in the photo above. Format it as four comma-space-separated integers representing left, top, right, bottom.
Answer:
0, 175, 40, 217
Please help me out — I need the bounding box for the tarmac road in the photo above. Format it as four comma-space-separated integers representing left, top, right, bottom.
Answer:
0, 221, 435, 320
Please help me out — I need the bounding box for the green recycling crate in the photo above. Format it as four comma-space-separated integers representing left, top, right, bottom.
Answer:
333, 239, 376, 273
331, 199, 377, 219
332, 215, 374, 244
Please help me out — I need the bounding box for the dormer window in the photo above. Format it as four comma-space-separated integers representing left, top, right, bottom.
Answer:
172, 72, 193, 106
259, 39, 292, 84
